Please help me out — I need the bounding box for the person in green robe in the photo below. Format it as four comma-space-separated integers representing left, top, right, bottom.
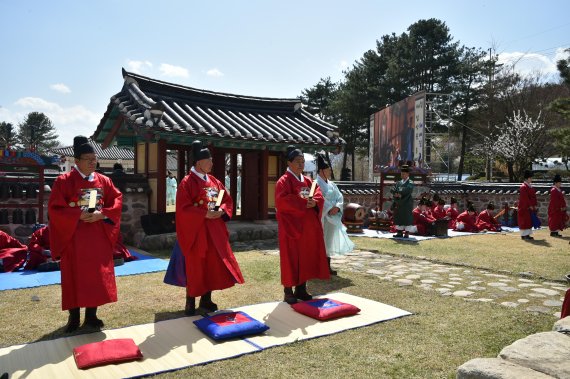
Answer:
391, 165, 414, 238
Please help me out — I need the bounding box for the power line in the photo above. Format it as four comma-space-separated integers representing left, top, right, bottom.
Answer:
501, 21, 570, 48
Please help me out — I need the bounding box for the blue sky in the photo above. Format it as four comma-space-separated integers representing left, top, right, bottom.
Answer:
1, 0, 569, 146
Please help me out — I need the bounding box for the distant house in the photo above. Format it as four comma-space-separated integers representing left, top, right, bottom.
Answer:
532, 157, 568, 171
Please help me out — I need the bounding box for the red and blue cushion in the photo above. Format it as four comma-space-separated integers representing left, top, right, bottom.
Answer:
73, 338, 143, 369
291, 298, 361, 321
193, 311, 269, 340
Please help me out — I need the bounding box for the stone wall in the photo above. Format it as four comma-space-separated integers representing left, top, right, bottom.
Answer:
339, 181, 570, 223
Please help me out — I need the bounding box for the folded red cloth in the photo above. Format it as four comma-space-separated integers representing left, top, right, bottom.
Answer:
73, 338, 143, 369
562, 289, 570, 319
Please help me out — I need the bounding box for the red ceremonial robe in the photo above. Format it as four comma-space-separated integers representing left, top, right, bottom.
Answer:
548, 186, 568, 232
432, 205, 447, 220
476, 210, 501, 232
275, 171, 330, 287
412, 207, 436, 235
518, 182, 537, 229
446, 207, 460, 229
0, 231, 27, 272
26, 226, 51, 270
454, 211, 478, 233
48, 169, 122, 310
175, 171, 244, 297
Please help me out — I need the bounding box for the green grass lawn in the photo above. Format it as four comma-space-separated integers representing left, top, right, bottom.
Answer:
0, 245, 559, 379
354, 228, 570, 281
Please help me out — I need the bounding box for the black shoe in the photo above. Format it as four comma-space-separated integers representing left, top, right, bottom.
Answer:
327, 257, 338, 276
550, 232, 562, 237
65, 308, 80, 333
113, 258, 125, 266
84, 307, 104, 328
37, 261, 60, 272
284, 287, 297, 304
84, 317, 104, 328
185, 296, 196, 316
393, 232, 403, 238
198, 292, 218, 312
293, 283, 313, 301
521, 236, 534, 240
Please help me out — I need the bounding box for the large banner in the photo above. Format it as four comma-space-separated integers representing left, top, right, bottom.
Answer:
370, 92, 426, 175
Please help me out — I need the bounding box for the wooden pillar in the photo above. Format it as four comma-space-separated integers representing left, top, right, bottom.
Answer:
156, 139, 167, 213
177, 149, 186, 182
230, 153, 238, 216
212, 146, 225, 182
259, 149, 269, 219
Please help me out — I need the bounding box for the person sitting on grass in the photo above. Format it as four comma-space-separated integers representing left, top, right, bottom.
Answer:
476, 202, 502, 232
446, 197, 460, 229
454, 203, 479, 233
431, 198, 448, 221
0, 230, 27, 272
412, 197, 437, 236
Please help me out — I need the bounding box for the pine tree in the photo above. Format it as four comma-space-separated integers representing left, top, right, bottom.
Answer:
16, 112, 60, 153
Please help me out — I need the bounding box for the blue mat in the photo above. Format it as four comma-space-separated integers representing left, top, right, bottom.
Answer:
0, 251, 168, 291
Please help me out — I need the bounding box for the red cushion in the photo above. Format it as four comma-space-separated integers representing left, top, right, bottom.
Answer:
73, 338, 143, 369
291, 298, 360, 320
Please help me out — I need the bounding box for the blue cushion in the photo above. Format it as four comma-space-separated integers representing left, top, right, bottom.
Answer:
193, 311, 269, 340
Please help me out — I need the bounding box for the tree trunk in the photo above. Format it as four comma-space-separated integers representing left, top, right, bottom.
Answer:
507, 161, 515, 182
351, 151, 355, 181
457, 125, 467, 181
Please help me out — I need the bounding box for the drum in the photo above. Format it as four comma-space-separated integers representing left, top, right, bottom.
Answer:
434, 219, 449, 237
343, 203, 366, 222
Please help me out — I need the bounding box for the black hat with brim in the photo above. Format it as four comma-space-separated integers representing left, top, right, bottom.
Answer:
73, 136, 95, 158
316, 153, 330, 170
553, 174, 562, 183
192, 140, 211, 163
400, 165, 410, 173
286, 145, 303, 162
524, 170, 534, 179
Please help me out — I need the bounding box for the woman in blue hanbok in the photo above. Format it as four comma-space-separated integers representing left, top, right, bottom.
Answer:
315, 153, 354, 275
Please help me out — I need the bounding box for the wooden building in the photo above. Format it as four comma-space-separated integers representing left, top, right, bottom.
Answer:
93, 69, 343, 220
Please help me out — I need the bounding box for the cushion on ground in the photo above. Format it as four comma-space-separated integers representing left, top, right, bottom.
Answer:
291, 298, 361, 320
73, 338, 143, 369
193, 311, 269, 340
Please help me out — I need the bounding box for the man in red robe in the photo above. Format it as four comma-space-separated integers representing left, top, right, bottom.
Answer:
518, 170, 538, 240
432, 198, 447, 220
548, 174, 568, 237
0, 230, 27, 272
48, 136, 123, 332
446, 197, 460, 229
412, 198, 437, 235
454, 204, 479, 233
275, 146, 330, 304
476, 202, 502, 232
175, 140, 244, 316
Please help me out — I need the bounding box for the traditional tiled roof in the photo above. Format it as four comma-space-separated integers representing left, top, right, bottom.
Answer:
50, 139, 134, 160
93, 69, 343, 150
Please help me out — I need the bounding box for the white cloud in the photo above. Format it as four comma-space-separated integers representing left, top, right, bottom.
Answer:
206, 68, 224, 77
50, 83, 71, 94
338, 60, 349, 71
159, 63, 189, 78
125, 60, 153, 74
1, 97, 100, 146
497, 48, 570, 79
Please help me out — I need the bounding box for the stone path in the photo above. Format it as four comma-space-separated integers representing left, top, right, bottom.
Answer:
332, 251, 566, 318
237, 238, 567, 318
